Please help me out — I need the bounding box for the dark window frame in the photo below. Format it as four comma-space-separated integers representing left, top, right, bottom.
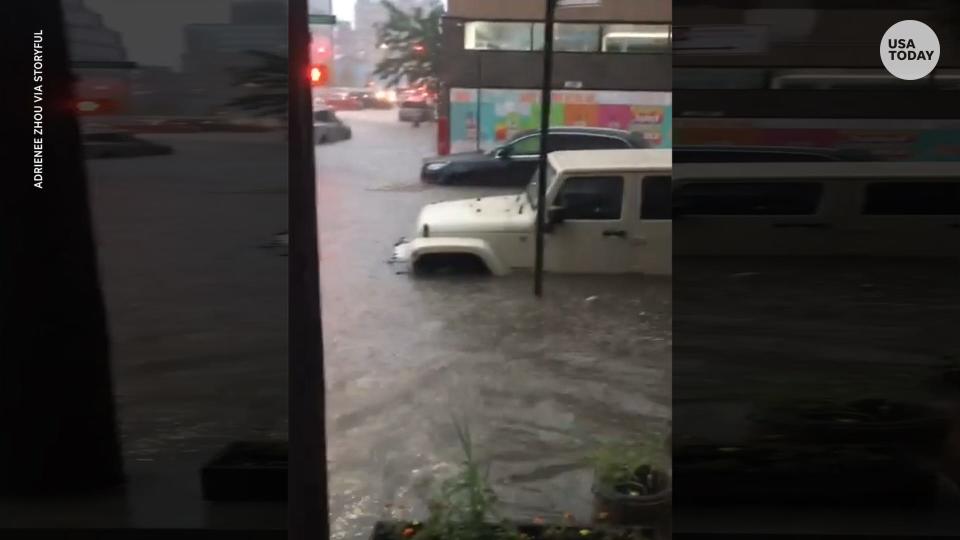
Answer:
674, 180, 825, 216
555, 175, 626, 221
641, 176, 673, 220
862, 180, 960, 216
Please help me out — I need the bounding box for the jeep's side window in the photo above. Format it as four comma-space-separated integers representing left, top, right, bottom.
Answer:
863, 181, 960, 215
641, 176, 672, 219
674, 181, 823, 215
556, 176, 624, 220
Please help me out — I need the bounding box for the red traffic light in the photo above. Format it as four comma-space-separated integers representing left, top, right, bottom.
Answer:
413, 44, 425, 53
74, 99, 119, 115
310, 65, 329, 86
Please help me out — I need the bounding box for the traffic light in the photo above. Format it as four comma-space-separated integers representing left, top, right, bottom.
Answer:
310, 64, 329, 86
74, 98, 119, 115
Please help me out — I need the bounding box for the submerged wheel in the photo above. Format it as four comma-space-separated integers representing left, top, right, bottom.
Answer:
413, 253, 489, 276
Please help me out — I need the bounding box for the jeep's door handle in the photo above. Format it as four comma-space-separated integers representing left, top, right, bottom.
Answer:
603, 230, 627, 237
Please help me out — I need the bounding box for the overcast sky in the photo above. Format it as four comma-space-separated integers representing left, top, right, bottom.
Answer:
309, 0, 354, 22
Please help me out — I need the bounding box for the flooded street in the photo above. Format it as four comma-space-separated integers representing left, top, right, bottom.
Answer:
316, 110, 671, 539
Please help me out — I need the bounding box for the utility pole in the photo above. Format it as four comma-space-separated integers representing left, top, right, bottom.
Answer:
534, 0, 557, 297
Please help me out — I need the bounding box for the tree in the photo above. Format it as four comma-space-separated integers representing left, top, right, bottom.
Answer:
373, 0, 443, 91
225, 50, 289, 119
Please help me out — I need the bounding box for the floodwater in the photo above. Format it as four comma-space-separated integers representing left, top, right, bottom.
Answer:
316, 109, 672, 539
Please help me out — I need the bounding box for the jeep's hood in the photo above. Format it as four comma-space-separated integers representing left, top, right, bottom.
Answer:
416, 194, 534, 235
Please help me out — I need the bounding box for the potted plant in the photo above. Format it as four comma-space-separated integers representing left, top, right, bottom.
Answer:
373, 422, 659, 540
942, 357, 960, 387
589, 435, 671, 527
201, 440, 287, 502
751, 396, 950, 452
673, 441, 939, 506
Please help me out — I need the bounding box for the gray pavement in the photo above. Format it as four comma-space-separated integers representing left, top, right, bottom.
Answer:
317, 109, 671, 540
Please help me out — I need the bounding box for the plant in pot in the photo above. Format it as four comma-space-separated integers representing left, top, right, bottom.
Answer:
941, 356, 960, 388
750, 395, 950, 453
589, 435, 671, 527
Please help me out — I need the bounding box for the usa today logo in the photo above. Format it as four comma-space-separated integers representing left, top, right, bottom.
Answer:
881, 20, 940, 80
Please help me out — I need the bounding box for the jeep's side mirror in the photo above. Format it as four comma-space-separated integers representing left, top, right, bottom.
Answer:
495, 146, 512, 159
547, 206, 566, 225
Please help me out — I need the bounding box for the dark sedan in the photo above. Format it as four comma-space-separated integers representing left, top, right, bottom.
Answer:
673, 145, 873, 162
421, 127, 647, 186
82, 131, 174, 159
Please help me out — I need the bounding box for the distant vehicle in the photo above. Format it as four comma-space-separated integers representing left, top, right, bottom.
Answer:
323, 91, 363, 111
420, 127, 648, 186
398, 100, 435, 125
347, 89, 393, 109
82, 131, 173, 159
673, 145, 873, 162
313, 108, 352, 144
393, 149, 673, 276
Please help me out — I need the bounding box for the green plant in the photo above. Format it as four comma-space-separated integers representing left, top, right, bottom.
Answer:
225, 50, 288, 118
406, 420, 522, 540
591, 435, 669, 490
373, 0, 442, 91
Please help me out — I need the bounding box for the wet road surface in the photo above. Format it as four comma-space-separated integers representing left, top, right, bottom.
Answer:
316, 110, 671, 539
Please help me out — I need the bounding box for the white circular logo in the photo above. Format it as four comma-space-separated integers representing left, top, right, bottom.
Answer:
881, 20, 940, 80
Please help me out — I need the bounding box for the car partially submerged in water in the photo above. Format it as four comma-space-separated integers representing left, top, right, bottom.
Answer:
392, 149, 673, 276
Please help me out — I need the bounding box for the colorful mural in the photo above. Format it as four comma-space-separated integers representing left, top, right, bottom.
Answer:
449, 88, 672, 153
674, 118, 960, 161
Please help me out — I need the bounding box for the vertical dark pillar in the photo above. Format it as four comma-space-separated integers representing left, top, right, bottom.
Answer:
289, 0, 329, 539
534, 0, 557, 298
1, 1, 124, 494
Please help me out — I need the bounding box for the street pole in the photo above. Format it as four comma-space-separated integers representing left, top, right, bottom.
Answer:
534, 0, 557, 298
476, 53, 482, 152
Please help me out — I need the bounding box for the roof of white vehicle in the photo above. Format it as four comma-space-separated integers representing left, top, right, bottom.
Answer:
548, 149, 671, 174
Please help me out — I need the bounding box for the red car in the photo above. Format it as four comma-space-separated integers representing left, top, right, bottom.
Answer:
322, 91, 363, 111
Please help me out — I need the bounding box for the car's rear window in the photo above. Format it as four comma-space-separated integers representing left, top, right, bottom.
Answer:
401, 101, 429, 109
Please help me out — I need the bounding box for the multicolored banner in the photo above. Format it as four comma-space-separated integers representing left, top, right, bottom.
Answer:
449, 88, 672, 153
674, 118, 960, 161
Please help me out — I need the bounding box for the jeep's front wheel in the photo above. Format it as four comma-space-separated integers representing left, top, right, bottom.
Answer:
413, 253, 489, 276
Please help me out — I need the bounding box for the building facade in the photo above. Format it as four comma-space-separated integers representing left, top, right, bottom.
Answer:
181, 0, 287, 115
440, 0, 672, 153
62, 0, 133, 117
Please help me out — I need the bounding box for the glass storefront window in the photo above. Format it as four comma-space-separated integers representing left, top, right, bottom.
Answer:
464, 21, 533, 51
602, 23, 671, 52
533, 23, 601, 52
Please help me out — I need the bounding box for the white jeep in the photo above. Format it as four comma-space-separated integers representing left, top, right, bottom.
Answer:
392, 149, 672, 276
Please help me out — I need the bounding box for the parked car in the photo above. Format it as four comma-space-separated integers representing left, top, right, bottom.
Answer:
421, 127, 648, 186
82, 130, 174, 159
674, 145, 873, 162
398, 100, 435, 125
393, 149, 672, 276
313, 108, 351, 144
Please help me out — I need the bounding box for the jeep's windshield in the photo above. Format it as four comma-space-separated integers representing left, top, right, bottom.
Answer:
525, 164, 555, 209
